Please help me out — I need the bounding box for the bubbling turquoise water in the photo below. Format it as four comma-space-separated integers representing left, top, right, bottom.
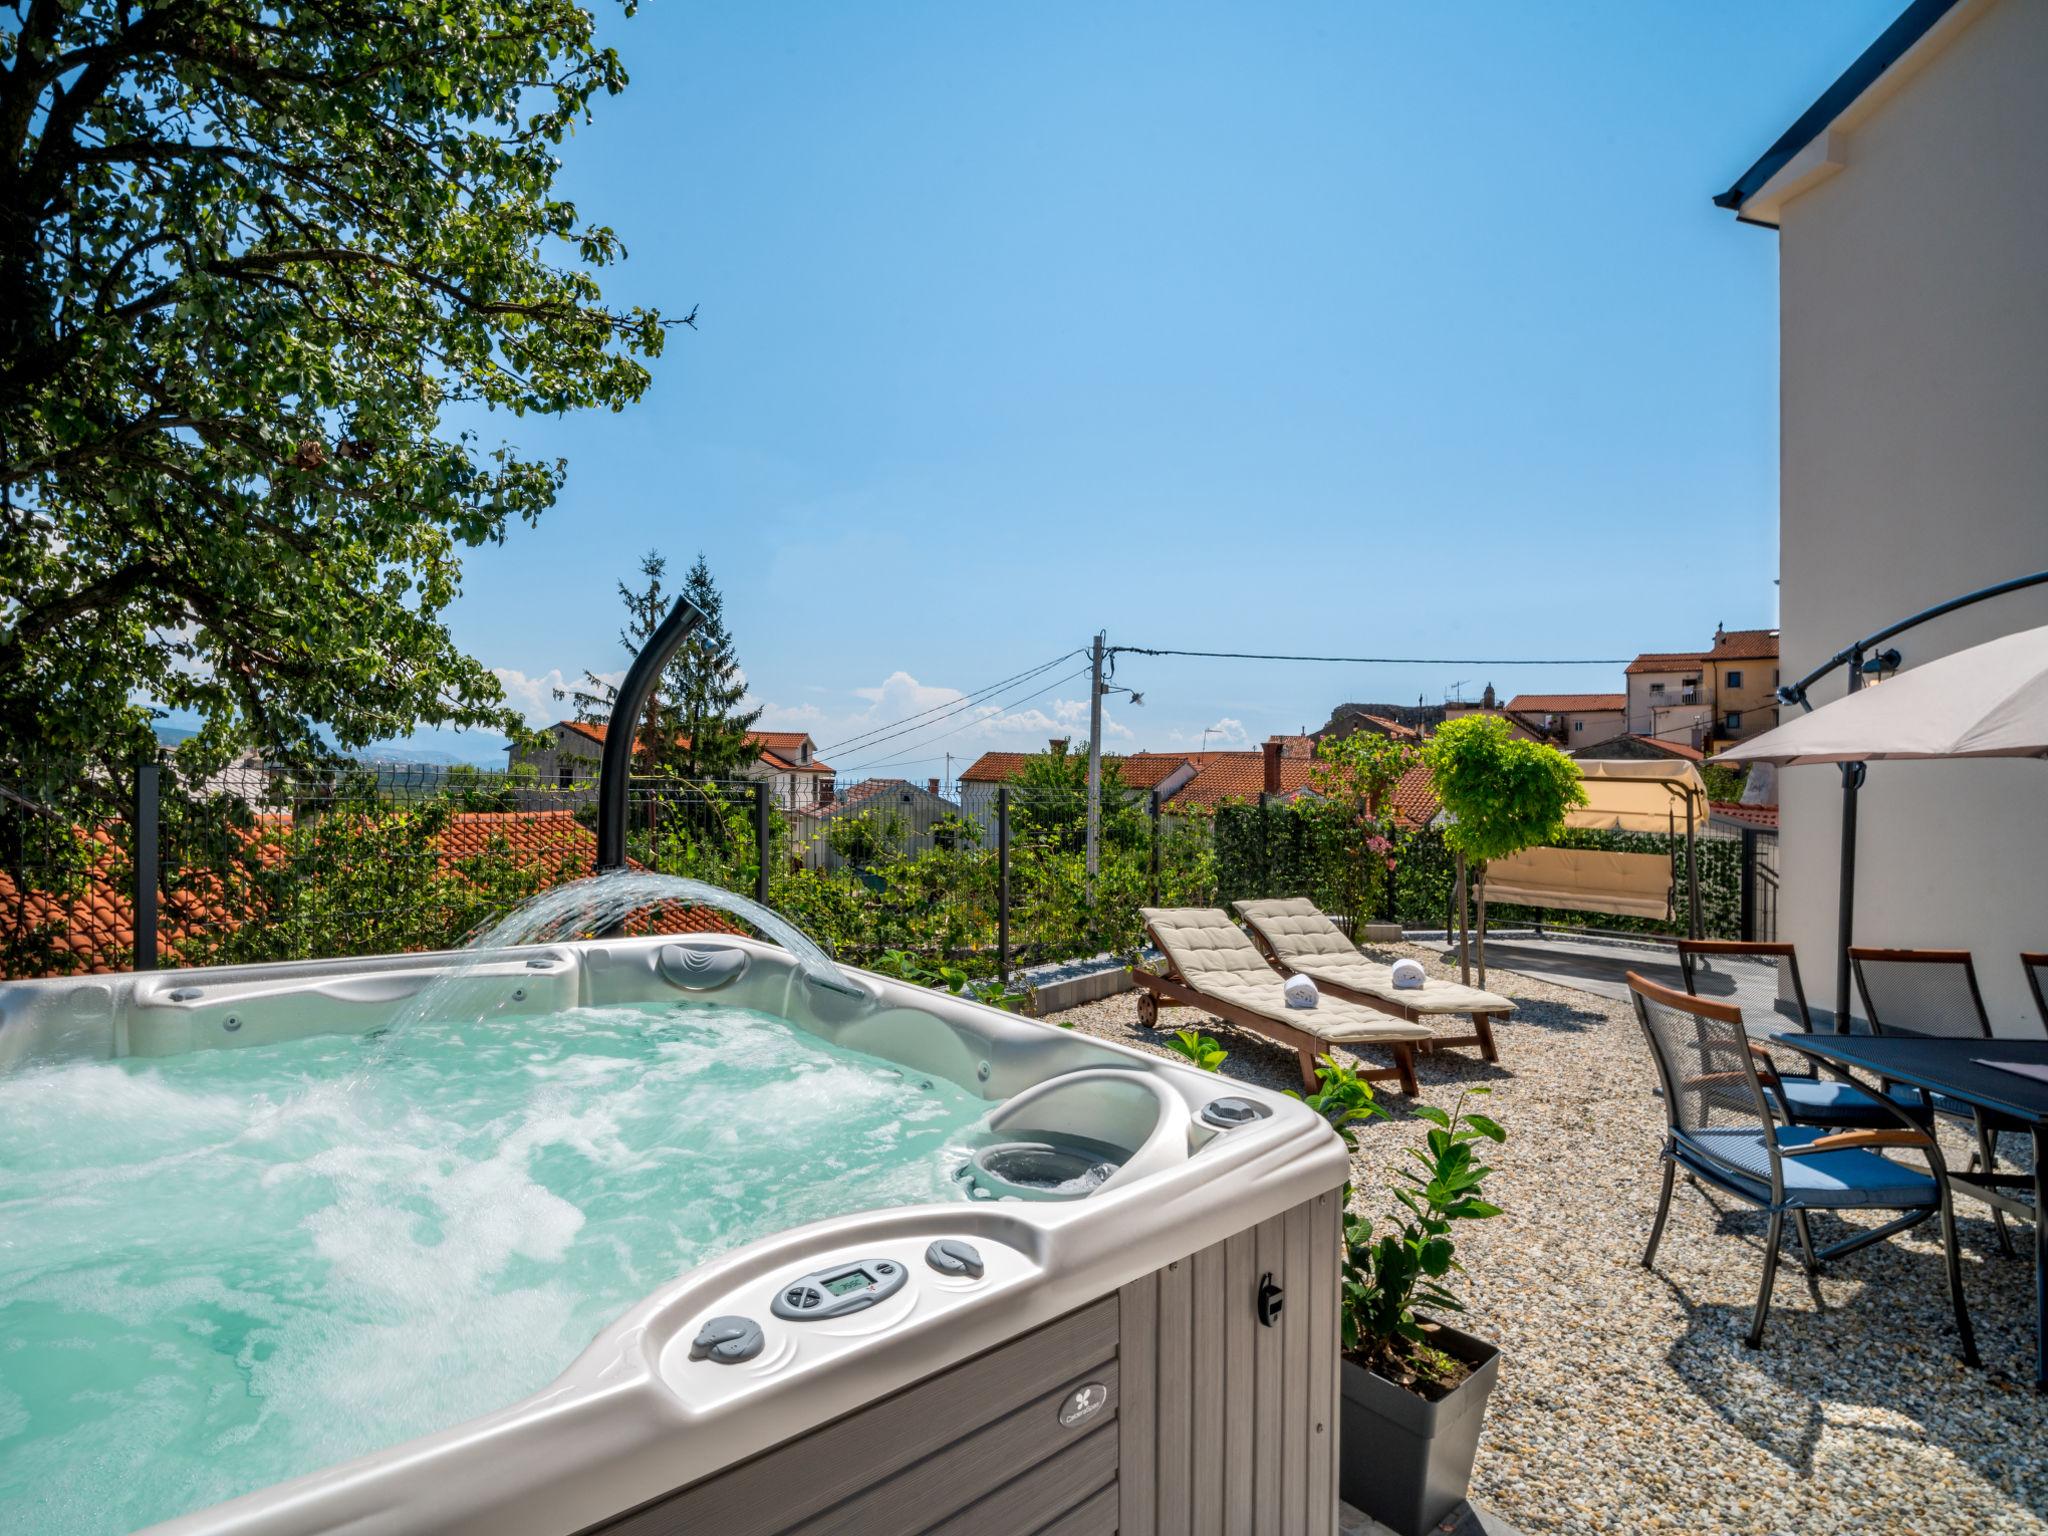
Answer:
0, 1003, 989, 1535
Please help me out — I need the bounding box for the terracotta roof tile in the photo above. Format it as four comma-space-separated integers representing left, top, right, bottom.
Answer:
1625, 652, 1709, 675
1710, 800, 1778, 830
1624, 734, 1705, 761
558, 721, 831, 773
1505, 693, 1626, 714
959, 751, 1193, 790
1165, 754, 1316, 809
1708, 628, 1780, 661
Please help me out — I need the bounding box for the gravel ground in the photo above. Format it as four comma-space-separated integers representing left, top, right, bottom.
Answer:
1050, 944, 2047, 1536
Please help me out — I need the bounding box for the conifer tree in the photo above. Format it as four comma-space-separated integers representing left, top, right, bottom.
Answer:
562, 552, 761, 780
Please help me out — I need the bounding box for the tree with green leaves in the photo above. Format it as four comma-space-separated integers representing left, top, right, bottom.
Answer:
563, 551, 689, 774
672, 554, 763, 780
1421, 715, 1585, 984
1304, 731, 1418, 926
1, 0, 670, 809
1012, 742, 1143, 854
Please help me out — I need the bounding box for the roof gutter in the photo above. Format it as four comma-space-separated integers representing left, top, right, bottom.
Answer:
1714, 0, 1962, 218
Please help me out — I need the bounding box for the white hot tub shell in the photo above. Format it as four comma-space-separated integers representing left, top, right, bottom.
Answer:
0, 933, 1350, 1536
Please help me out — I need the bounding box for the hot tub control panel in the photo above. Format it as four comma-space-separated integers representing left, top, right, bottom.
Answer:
769, 1257, 908, 1320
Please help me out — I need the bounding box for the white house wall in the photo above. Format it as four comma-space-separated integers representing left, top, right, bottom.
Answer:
1772, 0, 2048, 1029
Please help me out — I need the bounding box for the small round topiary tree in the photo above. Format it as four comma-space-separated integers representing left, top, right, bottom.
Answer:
1420, 716, 1586, 985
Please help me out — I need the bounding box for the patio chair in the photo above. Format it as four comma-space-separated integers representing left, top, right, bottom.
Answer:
1232, 897, 1510, 1065
2024, 952, 2048, 1030
1134, 908, 1433, 1094
1675, 939, 1897, 1130
1626, 972, 1976, 1360
1851, 945, 2023, 1253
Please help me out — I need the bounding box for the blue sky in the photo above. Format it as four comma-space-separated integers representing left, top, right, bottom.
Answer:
414, 0, 1901, 773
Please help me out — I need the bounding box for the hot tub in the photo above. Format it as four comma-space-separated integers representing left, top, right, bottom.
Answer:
0, 919, 1349, 1536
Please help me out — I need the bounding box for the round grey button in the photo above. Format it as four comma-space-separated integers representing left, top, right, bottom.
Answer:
925, 1239, 985, 1279
689, 1315, 765, 1364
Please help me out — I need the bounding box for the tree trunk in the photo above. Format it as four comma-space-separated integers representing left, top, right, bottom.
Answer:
1475, 867, 1488, 989
1454, 851, 1471, 985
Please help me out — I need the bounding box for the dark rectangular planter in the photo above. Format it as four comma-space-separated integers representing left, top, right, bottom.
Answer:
1339, 1320, 1502, 1536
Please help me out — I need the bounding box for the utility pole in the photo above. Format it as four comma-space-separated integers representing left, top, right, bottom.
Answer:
1085, 630, 1105, 902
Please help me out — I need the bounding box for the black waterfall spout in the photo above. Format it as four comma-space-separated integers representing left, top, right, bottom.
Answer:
596, 596, 706, 872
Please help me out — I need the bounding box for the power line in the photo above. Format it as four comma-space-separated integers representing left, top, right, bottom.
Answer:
1113, 646, 1631, 665
816, 651, 1081, 756
835, 665, 1092, 775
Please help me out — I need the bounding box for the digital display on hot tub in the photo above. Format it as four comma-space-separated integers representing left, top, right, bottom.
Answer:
825, 1269, 874, 1296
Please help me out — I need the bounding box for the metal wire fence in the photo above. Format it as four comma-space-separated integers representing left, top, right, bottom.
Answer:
1, 762, 1219, 982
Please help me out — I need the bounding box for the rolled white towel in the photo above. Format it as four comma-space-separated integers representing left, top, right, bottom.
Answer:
1389, 958, 1427, 991
1283, 973, 1319, 1010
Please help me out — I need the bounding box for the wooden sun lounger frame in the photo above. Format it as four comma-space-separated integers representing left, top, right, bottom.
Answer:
1236, 923, 1505, 1068
1131, 920, 1420, 1096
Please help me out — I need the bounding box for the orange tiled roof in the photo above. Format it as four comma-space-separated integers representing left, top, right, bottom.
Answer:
959, 751, 1193, 790
1505, 693, 1625, 714
1349, 714, 1422, 741
1384, 763, 1440, 828
1165, 754, 1316, 809
1708, 628, 1780, 661
1624, 734, 1705, 761
559, 721, 832, 773
1625, 652, 1708, 675
1710, 801, 1778, 830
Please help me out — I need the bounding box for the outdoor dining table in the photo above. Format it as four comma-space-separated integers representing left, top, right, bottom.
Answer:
1773, 1032, 2048, 1389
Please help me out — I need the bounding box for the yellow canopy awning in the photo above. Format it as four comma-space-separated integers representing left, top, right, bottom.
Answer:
1564, 760, 1709, 834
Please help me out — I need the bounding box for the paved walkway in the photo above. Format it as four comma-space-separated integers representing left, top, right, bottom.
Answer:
1422, 930, 1831, 1038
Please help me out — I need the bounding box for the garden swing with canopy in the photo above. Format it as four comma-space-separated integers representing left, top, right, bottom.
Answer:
1479, 760, 1709, 939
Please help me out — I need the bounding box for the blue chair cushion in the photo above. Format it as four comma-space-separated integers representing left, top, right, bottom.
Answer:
1770, 1076, 1893, 1127
1676, 1126, 1937, 1210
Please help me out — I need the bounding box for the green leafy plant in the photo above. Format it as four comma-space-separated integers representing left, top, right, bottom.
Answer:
1163, 1028, 1228, 1072
1421, 716, 1585, 984
1342, 1088, 1506, 1384
869, 948, 969, 994
1290, 1053, 1386, 1148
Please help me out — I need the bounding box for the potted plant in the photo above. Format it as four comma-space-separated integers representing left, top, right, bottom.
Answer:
1318, 1067, 1508, 1536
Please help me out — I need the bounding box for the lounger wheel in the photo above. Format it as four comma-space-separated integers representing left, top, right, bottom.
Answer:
1135, 992, 1159, 1029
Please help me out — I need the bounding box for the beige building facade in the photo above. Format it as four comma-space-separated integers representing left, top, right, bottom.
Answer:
1720, 0, 2048, 1029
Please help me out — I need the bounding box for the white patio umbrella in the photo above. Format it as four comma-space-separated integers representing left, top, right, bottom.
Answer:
1716, 622, 2048, 766
1713, 618, 2048, 1028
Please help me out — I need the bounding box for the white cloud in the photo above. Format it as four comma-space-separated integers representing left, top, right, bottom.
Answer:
1166, 716, 1250, 749
493, 666, 619, 726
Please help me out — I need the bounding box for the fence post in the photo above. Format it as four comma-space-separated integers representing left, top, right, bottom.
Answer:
997, 786, 1011, 982
753, 781, 770, 906
1257, 791, 1271, 896
133, 762, 159, 972
1148, 789, 1161, 906
1739, 826, 1758, 942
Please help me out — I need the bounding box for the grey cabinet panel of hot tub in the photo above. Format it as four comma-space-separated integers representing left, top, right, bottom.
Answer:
588, 1296, 1117, 1536
1117, 1187, 1343, 1536
781, 1366, 1117, 1536
580, 1185, 1342, 1536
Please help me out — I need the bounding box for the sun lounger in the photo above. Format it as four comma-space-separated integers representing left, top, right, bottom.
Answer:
1232, 897, 1510, 1065
1134, 907, 1433, 1094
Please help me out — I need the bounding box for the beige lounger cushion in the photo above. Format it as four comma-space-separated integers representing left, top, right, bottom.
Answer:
1141, 907, 1432, 1045
1233, 897, 1514, 1016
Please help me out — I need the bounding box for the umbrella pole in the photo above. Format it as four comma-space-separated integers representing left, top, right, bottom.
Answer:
1834, 760, 1864, 1033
